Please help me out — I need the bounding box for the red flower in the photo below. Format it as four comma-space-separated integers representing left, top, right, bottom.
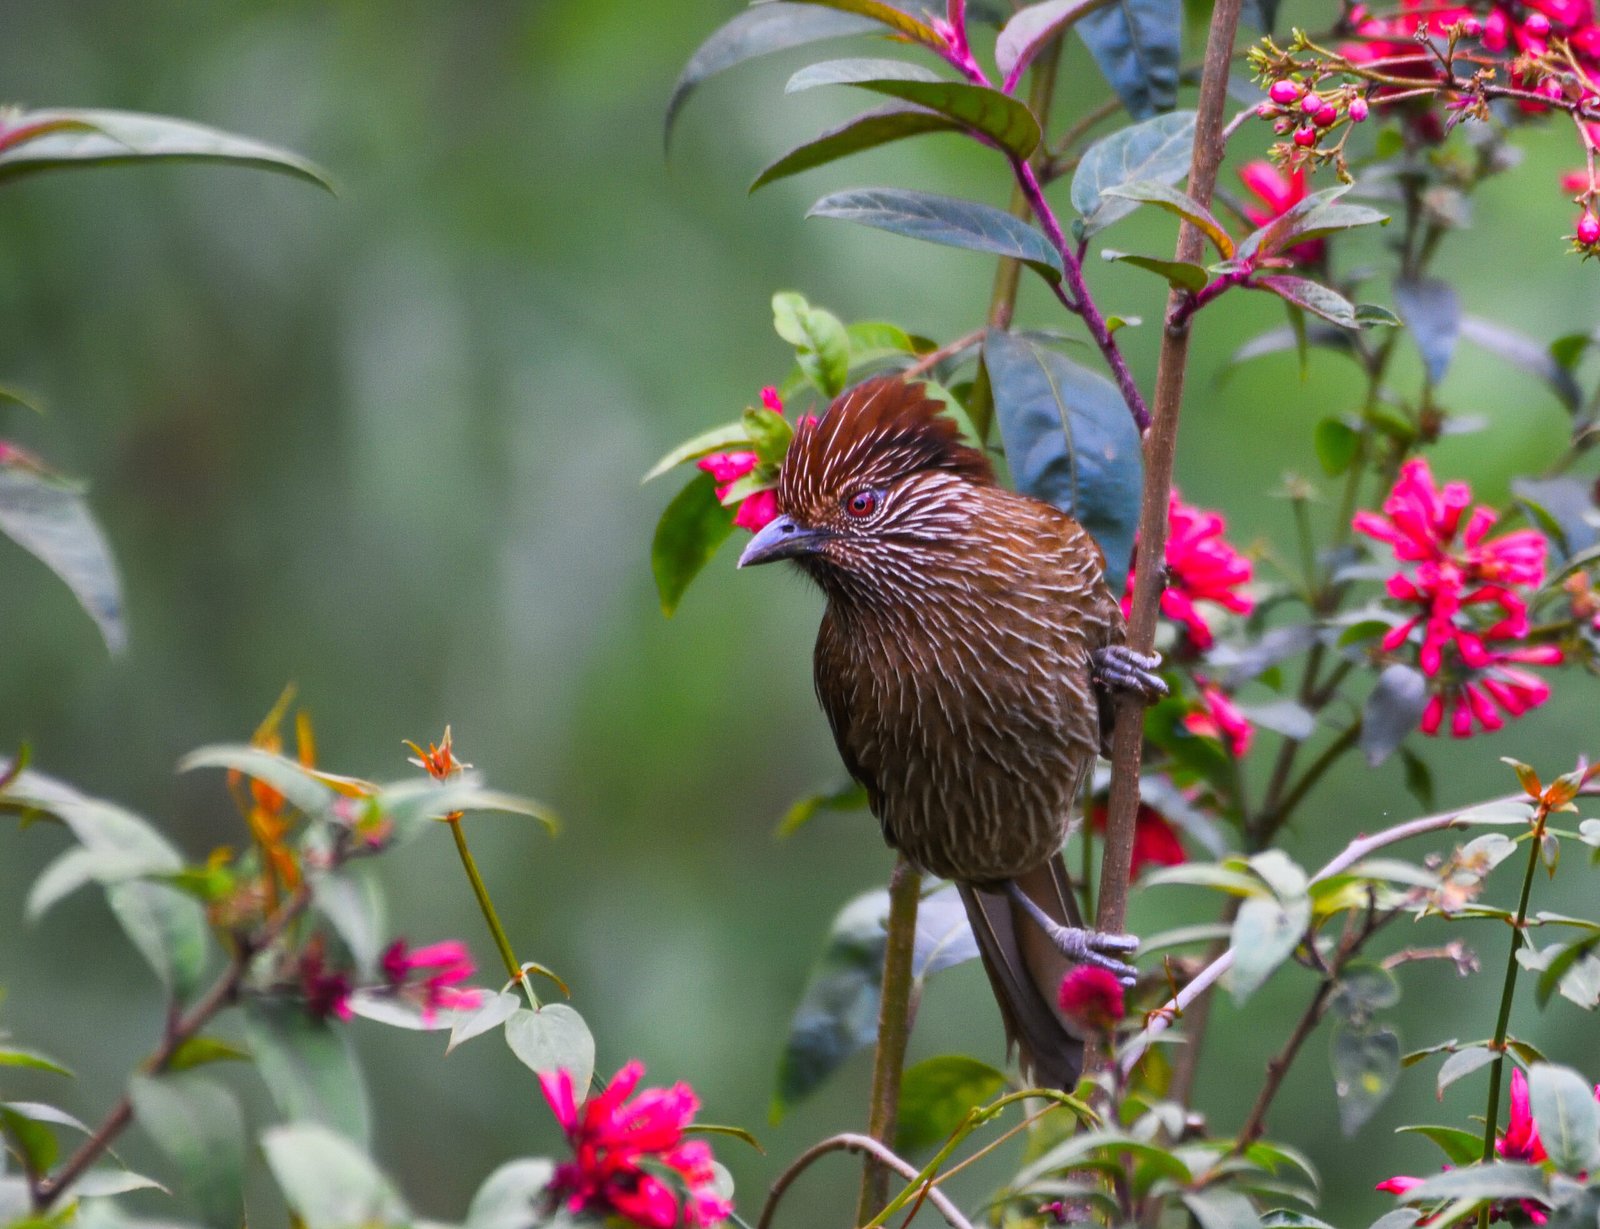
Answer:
539, 1061, 731, 1228
1090, 801, 1187, 878
381, 939, 482, 1025
1057, 966, 1126, 1033
299, 939, 353, 1023
695, 386, 789, 534
1356, 458, 1559, 737
1238, 162, 1325, 263
1184, 679, 1254, 757
1126, 491, 1254, 651
1499, 1067, 1549, 1163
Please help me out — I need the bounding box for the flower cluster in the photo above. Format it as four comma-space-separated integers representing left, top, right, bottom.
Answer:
539, 1061, 731, 1228
380, 939, 482, 1025
696, 387, 784, 533
1127, 491, 1254, 652
1355, 458, 1561, 737
1253, 75, 1369, 160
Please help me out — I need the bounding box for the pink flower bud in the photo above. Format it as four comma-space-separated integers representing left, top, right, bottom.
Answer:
1273, 118, 1293, 134
1293, 124, 1317, 147
1461, 15, 1481, 34
1578, 211, 1600, 245
1525, 11, 1551, 34
1300, 92, 1324, 113
1257, 101, 1277, 118
1269, 79, 1303, 105
1314, 104, 1339, 127
1349, 96, 1369, 122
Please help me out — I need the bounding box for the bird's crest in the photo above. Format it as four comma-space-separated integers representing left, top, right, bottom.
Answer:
780, 378, 993, 508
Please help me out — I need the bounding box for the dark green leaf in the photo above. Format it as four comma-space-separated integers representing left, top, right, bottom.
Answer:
1437, 1045, 1496, 1096
1331, 1023, 1400, 1134
1230, 893, 1310, 1003
261, 1123, 407, 1229
809, 187, 1063, 282
1314, 417, 1359, 477
1076, 0, 1181, 119
1460, 316, 1582, 413
127, 1074, 244, 1229
1361, 664, 1428, 768
1102, 181, 1232, 256
772, 292, 850, 396
463, 1159, 556, 1229
1367, 1214, 1421, 1229
753, 104, 961, 191
1512, 477, 1598, 557
1408, 1163, 1549, 1203
997, 0, 1111, 87
1181, 1188, 1263, 1229
1355, 303, 1402, 328
1528, 1064, 1600, 1175
651, 472, 736, 617
1255, 276, 1366, 330
642, 421, 750, 483
894, 1055, 1007, 1152
777, 780, 868, 838
243, 1001, 370, 1145
786, 57, 942, 89
504, 1004, 596, 1096
984, 329, 1142, 583
664, 4, 878, 144
0, 463, 125, 652
1101, 249, 1207, 291
1393, 277, 1460, 386
0, 1106, 57, 1175
165, 1036, 251, 1072
1239, 187, 1387, 260
0, 108, 331, 190
1397, 1123, 1485, 1166
784, 0, 940, 43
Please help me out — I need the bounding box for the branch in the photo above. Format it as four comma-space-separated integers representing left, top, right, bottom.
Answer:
33, 878, 316, 1210
1097, 0, 1246, 940
760, 1133, 975, 1229
1231, 965, 1336, 1150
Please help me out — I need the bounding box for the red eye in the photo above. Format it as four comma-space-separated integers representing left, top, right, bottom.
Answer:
845, 490, 878, 518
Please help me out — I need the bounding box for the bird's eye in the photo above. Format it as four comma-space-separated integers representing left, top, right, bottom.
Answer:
845, 489, 879, 518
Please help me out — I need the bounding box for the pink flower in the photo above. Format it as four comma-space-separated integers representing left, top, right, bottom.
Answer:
696, 451, 757, 491
1238, 163, 1325, 263
381, 939, 483, 1025
695, 387, 790, 535
299, 940, 353, 1023
1126, 491, 1253, 651
1375, 1176, 1426, 1195
1184, 679, 1254, 757
539, 1061, 732, 1228
1090, 800, 1187, 878
1499, 1068, 1549, 1163
732, 487, 779, 533
1057, 966, 1126, 1033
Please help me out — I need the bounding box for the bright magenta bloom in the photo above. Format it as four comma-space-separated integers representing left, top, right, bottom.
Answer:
539, 1061, 731, 1228
1057, 966, 1126, 1033
1184, 680, 1254, 757
1238, 163, 1324, 263
1126, 491, 1253, 650
299, 942, 354, 1023
1499, 1068, 1549, 1163
381, 939, 482, 1025
695, 386, 789, 534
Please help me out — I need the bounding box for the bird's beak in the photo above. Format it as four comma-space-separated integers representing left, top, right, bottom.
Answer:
737, 515, 826, 568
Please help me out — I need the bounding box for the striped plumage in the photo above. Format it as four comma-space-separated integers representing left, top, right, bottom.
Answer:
739, 377, 1135, 1089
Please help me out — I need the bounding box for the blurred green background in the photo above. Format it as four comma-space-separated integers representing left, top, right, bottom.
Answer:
3, 2, 1599, 1224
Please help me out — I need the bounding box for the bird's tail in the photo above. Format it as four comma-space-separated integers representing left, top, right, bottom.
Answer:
958, 853, 1087, 1091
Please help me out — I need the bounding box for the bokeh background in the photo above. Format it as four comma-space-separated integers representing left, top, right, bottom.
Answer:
3, 2, 1599, 1224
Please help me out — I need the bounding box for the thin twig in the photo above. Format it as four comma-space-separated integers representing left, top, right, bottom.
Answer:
758, 1133, 975, 1229
903, 329, 986, 381
1231, 978, 1336, 1150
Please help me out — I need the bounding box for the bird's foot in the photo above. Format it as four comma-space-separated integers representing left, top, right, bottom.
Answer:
1092, 645, 1168, 701
1004, 880, 1139, 985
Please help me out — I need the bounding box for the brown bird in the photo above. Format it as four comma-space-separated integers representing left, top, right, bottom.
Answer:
738, 377, 1163, 1089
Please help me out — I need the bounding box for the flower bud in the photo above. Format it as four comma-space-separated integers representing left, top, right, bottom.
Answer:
1524, 11, 1551, 34
1349, 96, 1369, 122
1314, 104, 1339, 127
1293, 124, 1317, 147
1578, 210, 1600, 245
1461, 14, 1481, 34
1257, 101, 1277, 118
1300, 92, 1324, 113
1273, 118, 1293, 134
1269, 79, 1303, 104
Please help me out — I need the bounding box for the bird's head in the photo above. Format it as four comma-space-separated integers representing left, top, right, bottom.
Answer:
737, 378, 995, 597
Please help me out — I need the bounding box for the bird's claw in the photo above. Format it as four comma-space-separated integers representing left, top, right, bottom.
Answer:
1092, 645, 1168, 701
1044, 921, 1140, 986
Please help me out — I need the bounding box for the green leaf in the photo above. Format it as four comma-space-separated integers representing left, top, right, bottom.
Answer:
1331, 1023, 1400, 1135
1071, 111, 1196, 236
1101, 182, 1232, 256
1329, 962, 1401, 1023
0, 462, 126, 652
998, 0, 1114, 89
243, 1001, 370, 1145
1528, 1064, 1600, 1174
448, 991, 523, 1055
1437, 1045, 1496, 1096
651, 472, 736, 617
1361, 664, 1428, 768
1393, 277, 1460, 387
1254, 276, 1370, 330
753, 104, 963, 191
312, 866, 388, 976
1101, 249, 1207, 291
783, 0, 940, 44
127, 1074, 244, 1229
0, 108, 331, 189
463, 1158, 556, 1229
1076, 0, 1181, 119
0, 1106, 57, 1175
787, 59, 1041, 157
376, 774, 559, 843
777, 780, 868, 838
261, 1123, 407, 1229
68, 1170, 169, 1199
504, 1004, 596, 1097
0, 1049, 72, 1077
1407, 1162, 1549, 1203
1459, 316, 1582, 413
1396, 1123, 1483, 1165
894, 1056, 1007, 1152
1313, 417, 1359, 477
808, 188, 1063, 283
1230, 893, 1310, 1003
1182, 1188, 1263, 1229
772, 293, 850, 397
1238, 187, 1387, 260
177, 744, 337, 819
642, 421, 750, 483
165, 1036, 251, 1072
665, 5, 878, 144
984, 328, 1142, 583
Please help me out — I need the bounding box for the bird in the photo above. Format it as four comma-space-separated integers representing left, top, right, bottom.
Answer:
737, 376, 1164, 1089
